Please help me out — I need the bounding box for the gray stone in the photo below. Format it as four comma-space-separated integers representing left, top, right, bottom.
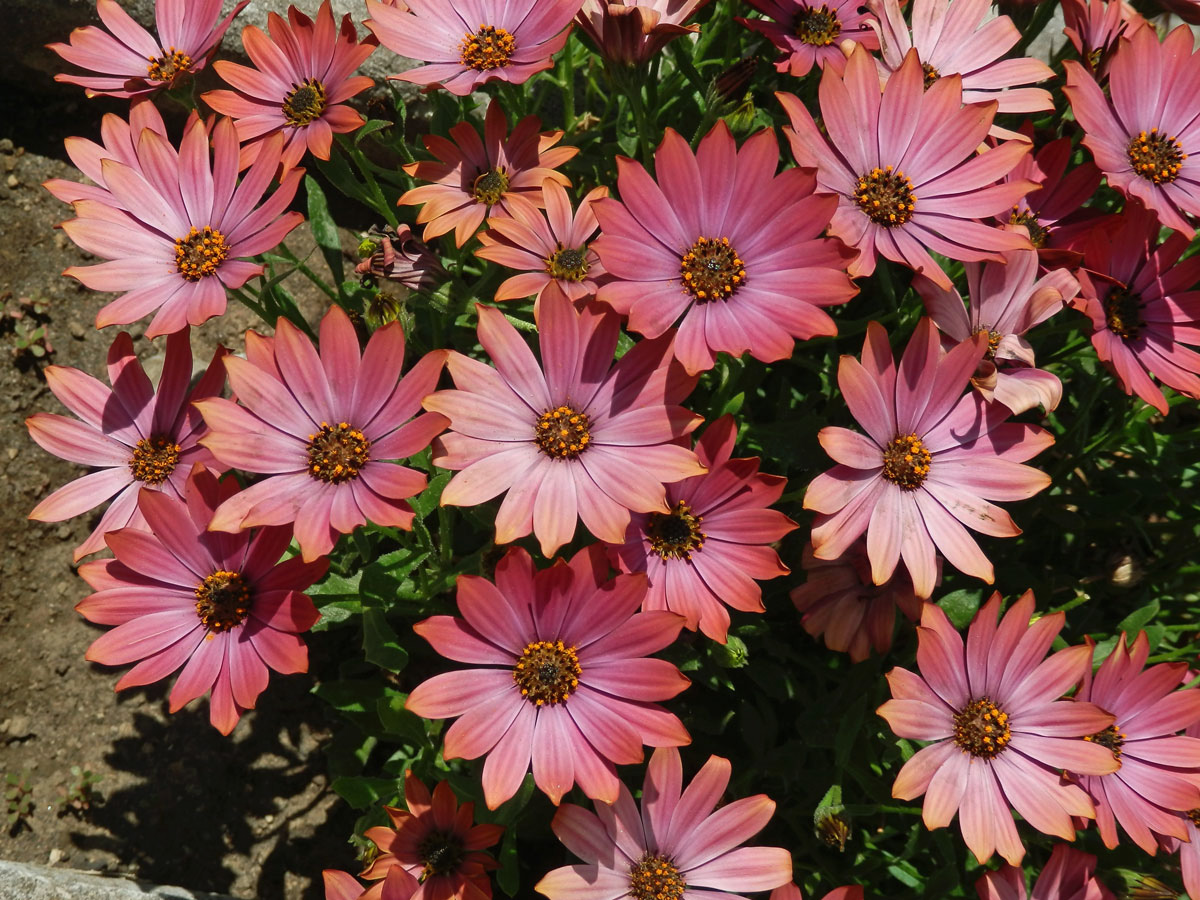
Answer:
0, 860, 238, 900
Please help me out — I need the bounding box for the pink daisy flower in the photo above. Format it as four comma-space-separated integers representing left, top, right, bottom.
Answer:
575, 0, 710, 66
592, 123, 858, 374
475, 180, 609, 306
975, 844, 1116, 900
1174, 720, 1200, 900
1064, 25, 1200, 238
361, 770, 503, 900
789, 538, 926, 663
1062, 0, 1145, 79
869, 0, 1054, 126
49, 0, 248, 99
27, 328, 226, 562
202, 1, 377, 174
779, 46, 1035, 290
60, 115, 304, 337
916, 246, 1079, 414
877, 592, 1121, 865
535, 746, 792, 900
194, 304, 448, 563
804, 318, 1053, 599
736, 0, 880, 77
610, 415, 797, 644
364, 0, 580, 97
76, 465, 328, 735
323, 868, 420, 900
405, 546, 691, 809
424, 288, 705, 558
1075, 632, 1200, 853
43, 100, 167, 207
1070, 201, 1200, 414
400, 100, 578, 247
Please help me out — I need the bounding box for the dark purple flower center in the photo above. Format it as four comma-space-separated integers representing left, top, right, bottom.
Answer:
881, 433, 931, 490
1009, 208, 1048, 249
418, 829, 466, 878
953, 697, 1011, 759
473, 168, 510, 206
147, 47, 192, 84
534, 405, 591, 459
195, 570, 251, 633
921, 62, 940, 89
460, 25, 516, 71
1085, 723, 1126, 764
306, 421, 371, 483
1103, 287, 1143, 340
1190, 809, 1200, 827
546, 245, 590, 282
513, 640, 581, 706
854, 167, 916, 227
646, 501, 706, 562
794, 5, 842, 46
1127, 128, 1186, 185
680, 237, 746, 302
129, 434, 182, 486
629, 853, 686, 900
175, 226, 229, 281
282, 78, 328, 126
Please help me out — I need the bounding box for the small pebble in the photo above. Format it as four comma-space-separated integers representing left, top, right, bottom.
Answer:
48, 849, 63, 866
68, 320, 86, 340
56, 525, 71, 541
6, 174, 18, 188
0, 138, 12, 153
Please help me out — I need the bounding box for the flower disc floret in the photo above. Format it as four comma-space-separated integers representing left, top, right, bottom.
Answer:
854, 167, 916, 227
646, 501, 705, 561
921, 62, 940, 88
1103, 287, 1143, 339
418, 830, 466, 878
680, 237, 746, 302
460, 25, 516, 70
306, 422, 370, 484
881, 433, 931, 490
282, 78, 327, 126
953, 697, 1011, 758
547, 246, 590, 281
174, 226, 230, 281
473, 168, 511, 205
130, 435, 182, 486
1127, 128, 1186, 185
534, 405, 592, 459
1009, 208, 1049, 248
195, 570, 251, 633
795, 6, 841, 45
1084, 724, 1126, 761
148, 48, 193, 83
513, 639, 581, 706
629, 853, 686, 900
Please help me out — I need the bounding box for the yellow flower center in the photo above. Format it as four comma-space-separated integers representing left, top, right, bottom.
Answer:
794, 5, 842, 45
282, 78, 327, 126
680, 237, 746, 302
147, 47, 193, 84
546, 246, 590, 282
306, 422, 370, 483
881, 433, 931, 490
646, 501, 705, 562
174, 226, 229, 281
534, 405, 591, 459
195, 570, 250, 633
1009, 208, 1048, 249
628, 853, 686, 900
513, 640, 581, 706
953, 697, 1011, 759
854, 167, 916, 227
1127, 128, 1186, 185
129, 434, 181, 486
459, 24, 516, 70
473, 168, 510, 206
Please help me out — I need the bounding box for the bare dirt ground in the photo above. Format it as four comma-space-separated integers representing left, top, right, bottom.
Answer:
0, 125, 360, 900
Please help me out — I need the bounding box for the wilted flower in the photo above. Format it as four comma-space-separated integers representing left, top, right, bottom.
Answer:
355, 225, 443, 292
575, 0, 710, 66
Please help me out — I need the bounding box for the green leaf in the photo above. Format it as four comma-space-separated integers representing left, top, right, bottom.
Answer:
496, 824, 520, 896
1116, 599, 1159, 636
305, 174, 344, 285
376, 692, 426, 745
937, 589, 983, 629
363, 607, 410, 672
354, 118, 393, 144
331, 775, 398, 810
412, 472, 451, 521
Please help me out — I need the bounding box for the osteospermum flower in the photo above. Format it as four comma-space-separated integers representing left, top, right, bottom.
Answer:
405, 546, 691, 808
1075, 632, 1200, 853
76, 466, 327, 734
27, 329, 225, 561
1065, 25, 1200, 237
61, 115, 303, 337
610, 415, 797, 644
475, 180, 609, 305
194, 305, 447, 563
575, 0, 710, 66
1174, 721, 1200, 900
424, 288, 705, 558
1070, 202, 1200, 414
916, 246, 1079, 414
364, 0, 580, 96
805, 319, 1053, 598
43, 100, 167, 206
790, 539, 925, 663
535, 746, 792, 900
50, 0, 247, 98
361, 771, 503, 899
593, 123, 857, 374
202, 1, 377, 173
400, 100, 577, 247
878, 592, 1120, 865
1062, 0, 1144, 78
736, 0, 880, 77
869, 0, 1053, 125
780, 46, 1034, 289
975, 844, 1116, 900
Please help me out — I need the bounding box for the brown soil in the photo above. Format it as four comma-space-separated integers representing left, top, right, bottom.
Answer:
0, 140, 359, 898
